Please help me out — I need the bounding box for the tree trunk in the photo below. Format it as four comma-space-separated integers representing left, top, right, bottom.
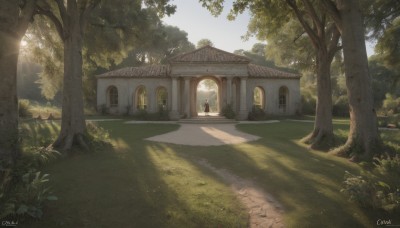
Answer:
331, 0, 381, 160
0, 1, 21, 163
53, 13, 88, 151
302, 49, 334, 150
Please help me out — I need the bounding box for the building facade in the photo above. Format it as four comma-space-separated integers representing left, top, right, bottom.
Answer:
96, 46, 301, 120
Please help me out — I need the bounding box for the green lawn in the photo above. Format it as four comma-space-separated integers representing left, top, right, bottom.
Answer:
21, 120, 399, 227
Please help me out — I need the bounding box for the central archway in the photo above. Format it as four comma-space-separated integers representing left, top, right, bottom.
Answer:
195, 76, 221, 116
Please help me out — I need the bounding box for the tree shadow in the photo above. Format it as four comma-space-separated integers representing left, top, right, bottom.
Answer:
170, 123, 379, 227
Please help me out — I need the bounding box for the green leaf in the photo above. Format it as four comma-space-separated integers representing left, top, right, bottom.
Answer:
377, 181, 391, 189
16, 204, 28, 215
47, 196, 58, 201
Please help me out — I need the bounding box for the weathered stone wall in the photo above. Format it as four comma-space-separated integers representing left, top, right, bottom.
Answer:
97, 77, 172, 115
97, 75, 301, 118
246, 78, 301, 115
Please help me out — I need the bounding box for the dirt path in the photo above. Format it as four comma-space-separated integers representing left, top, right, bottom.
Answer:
197, 160, 285, 228
145, 124, 260, 146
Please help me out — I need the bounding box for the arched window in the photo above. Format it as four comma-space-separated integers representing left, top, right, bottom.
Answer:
156, 87, 168, 111
279, 86, 288, 112
253, 86, 265, 109
108, 86, 118, 107
136, 86, 147, 110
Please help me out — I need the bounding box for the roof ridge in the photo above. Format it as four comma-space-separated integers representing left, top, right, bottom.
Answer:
168, 45, 250, 63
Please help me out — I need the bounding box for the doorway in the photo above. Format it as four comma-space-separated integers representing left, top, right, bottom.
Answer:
196, 77, 220, 116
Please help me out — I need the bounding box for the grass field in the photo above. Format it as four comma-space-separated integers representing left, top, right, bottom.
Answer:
20, 119, 399, 228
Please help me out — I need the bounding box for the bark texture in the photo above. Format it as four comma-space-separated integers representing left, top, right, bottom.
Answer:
52, 2, 88, 151
330, 0, 381, 160
286, 0, 340, 149
0, 1, 20, 162
302, 49, 334, 149
0, 0, 36, 162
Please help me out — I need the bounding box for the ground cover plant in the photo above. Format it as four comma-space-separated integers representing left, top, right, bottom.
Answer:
17, 119, 400, 227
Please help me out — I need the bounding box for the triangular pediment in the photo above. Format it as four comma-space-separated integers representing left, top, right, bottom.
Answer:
168, 45, 250, 64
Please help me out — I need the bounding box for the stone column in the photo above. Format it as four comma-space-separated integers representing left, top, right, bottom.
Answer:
238, 77, 248, 120
169, 77, 180, 120
226, 77, 232, 106
183, 77, 191, 118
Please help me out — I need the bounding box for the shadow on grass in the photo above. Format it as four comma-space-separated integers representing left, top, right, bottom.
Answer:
169, 122, 384, 228
22, 122, 246, 228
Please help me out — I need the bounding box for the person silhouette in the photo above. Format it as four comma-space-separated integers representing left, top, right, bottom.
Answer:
204, 99, 210, 116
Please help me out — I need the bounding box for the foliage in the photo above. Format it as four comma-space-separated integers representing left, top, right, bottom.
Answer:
0, 145, 59, 220
132, 109, 170, 121
18, 99, 32, 118
196, 38, 214, 48
332, 96, 349, 117
382, 94, 400, 115
220, 104, 235, 119
85, 122, 113, 150
248, 105, 267, 121
341, 155, 400, 212
300, 89, 316, 115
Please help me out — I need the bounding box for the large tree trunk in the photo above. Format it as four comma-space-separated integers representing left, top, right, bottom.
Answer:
302, 49, 334, 149
53, 12, 87, 151
331, 0, 381, 160
0, 1, 20, 162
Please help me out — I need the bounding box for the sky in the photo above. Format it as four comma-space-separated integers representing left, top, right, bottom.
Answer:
162, 0, 259, 53
162, 0, 375, 56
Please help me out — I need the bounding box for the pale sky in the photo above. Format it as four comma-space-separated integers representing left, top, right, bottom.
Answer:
162, 0, 375, 56
162, 0, 259, 53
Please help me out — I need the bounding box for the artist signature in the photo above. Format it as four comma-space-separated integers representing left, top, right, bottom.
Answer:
1, 221, 18, 227
377, 219, 400, 227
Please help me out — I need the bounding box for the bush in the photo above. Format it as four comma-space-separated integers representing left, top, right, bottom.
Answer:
382, 94, 400, 115
0, 149, 58, 220
19, 99, 32, 118
132, 109, 170, 121
221, 104, 235, 119
301, 92, 316, 115
248, 105, 267, 121
85, 122, 113, 150
341, 156, 400, 212
333, 95, 349, 117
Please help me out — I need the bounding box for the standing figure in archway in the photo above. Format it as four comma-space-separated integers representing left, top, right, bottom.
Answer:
204, 99, 210, 116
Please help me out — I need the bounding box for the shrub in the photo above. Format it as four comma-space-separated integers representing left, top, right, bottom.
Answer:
85, 122, 112, 150
248, 105, 266, 121
221, 104, 235, 119
0, 149, 58, 220
134, 110, 149, 120
300, 92, 316, 115
341, 156, 400, 212
19, 99, 32, 118
333, 95, 349, 117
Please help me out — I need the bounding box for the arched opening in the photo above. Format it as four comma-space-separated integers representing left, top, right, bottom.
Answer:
107, 86, 118, 107
196, 78, 219, 116
253, 86, 265, 110
136, 86, 147, 110
279, 86, 288, 112
156, 87, 168, 111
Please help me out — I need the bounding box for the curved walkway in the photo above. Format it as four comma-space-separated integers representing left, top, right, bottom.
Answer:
145, 124, 260, 146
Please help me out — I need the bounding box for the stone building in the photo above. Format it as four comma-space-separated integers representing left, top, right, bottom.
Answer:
96, 45, 301, 120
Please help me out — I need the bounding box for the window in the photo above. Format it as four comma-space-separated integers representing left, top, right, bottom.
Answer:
279, 86, 288, 112
136, 86, 147, 110
108, 86, 118, 107
253, 86, 264, 109
156, 87, 168, 111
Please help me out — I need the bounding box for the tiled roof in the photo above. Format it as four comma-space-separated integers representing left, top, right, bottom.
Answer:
97, 65, 169, 78
168, 45, 250, 63
248, 64, 300, 78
